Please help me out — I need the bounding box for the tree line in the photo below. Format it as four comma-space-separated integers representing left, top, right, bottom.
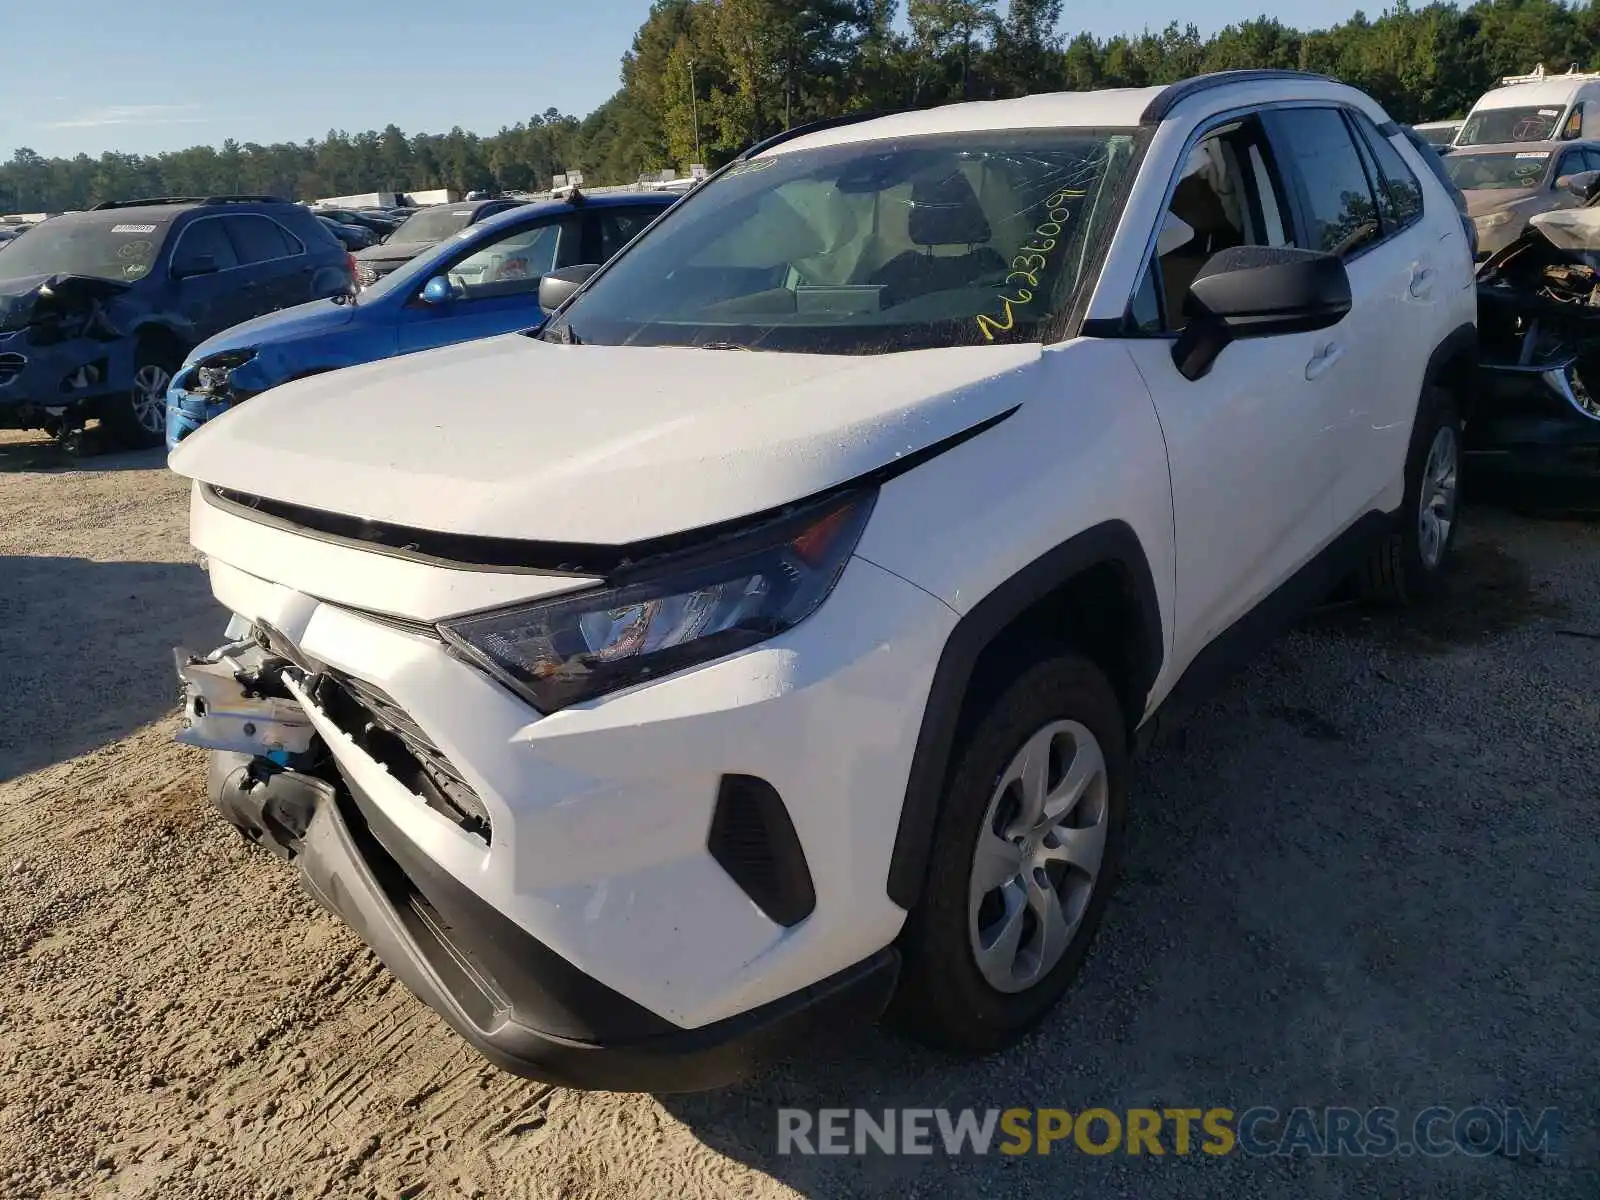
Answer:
4, 0, 1598, 212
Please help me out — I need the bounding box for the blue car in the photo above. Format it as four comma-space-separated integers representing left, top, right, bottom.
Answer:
0, 196, 352, 448
165, 191, 676, 449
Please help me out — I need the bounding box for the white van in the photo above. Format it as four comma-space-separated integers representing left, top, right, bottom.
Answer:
1456, 64, 1600, 147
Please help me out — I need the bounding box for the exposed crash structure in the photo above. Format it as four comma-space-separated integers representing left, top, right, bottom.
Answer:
1472, 206, 1600, 494
0, 274, 141, 446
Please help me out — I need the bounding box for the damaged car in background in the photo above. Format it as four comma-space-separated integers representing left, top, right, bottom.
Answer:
0, 198, 353, 450
1442, 139, 1600, 258
165, 190, 676, 449
1471, 205, 1600, 500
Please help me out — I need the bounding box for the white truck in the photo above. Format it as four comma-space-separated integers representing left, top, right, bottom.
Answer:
169, 69, 1476, 1093
1455, 63, 1600, 147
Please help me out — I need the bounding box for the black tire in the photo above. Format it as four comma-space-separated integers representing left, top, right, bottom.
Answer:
102, 341, 181, 450
1356, 385, 1462, 605
888, 652, 1129, 1054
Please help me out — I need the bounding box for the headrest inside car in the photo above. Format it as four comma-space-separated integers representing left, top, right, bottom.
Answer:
908, 173, 992, 246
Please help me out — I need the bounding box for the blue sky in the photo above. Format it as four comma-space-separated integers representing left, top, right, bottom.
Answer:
4, 0, 1369, 160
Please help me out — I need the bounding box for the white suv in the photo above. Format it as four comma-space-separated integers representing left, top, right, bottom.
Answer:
169, 70, 1476, 1092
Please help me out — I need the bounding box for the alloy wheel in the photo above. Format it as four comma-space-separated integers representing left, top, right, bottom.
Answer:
129, 364, 171, 434
1417, 424, 1459, 570
968, 719, 1110, 994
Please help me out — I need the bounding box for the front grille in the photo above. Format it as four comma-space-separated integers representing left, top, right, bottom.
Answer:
316, 673, 492, 843
0, 352, 25, 386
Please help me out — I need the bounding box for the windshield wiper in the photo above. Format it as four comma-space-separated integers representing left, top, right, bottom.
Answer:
697, 341, 752, 351
540, 320, 582, 345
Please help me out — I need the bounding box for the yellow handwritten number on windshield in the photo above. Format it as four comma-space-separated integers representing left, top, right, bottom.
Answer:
976, 188, 1086, 342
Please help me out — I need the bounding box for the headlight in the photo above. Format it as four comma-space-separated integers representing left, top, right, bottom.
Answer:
439, 490, 877, 712
1475, 210, 1515, 230
193, 348, 257, 393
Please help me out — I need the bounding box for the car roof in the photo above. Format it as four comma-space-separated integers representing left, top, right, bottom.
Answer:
1474, 77, 1597, 109
764, 71, 1388, 157
461, 191, 675, 235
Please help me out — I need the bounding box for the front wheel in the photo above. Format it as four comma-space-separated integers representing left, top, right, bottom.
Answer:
888, 652, 1128, 1053
1357, 385, 1462, 604
103, 344, 180, 450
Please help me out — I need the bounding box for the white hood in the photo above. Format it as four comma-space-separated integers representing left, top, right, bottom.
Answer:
169, 333, 1042, 544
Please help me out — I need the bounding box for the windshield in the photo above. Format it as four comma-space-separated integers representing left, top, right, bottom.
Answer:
1444, 150, 1552, 191
0, 214, 172, 282
391, 206, 475, 243
540, 129, 1143, 354
1458, 105, 1564, 146
1415, 125, 1459, 148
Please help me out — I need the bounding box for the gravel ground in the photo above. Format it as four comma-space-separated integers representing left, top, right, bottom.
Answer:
0, 428, 1596, 1199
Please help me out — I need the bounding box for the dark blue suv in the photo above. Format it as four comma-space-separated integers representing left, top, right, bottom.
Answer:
0, 196, 352, 448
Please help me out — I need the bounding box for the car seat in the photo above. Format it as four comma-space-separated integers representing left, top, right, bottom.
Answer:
869, 173, 1007, 305
1160, 173, 1245, 325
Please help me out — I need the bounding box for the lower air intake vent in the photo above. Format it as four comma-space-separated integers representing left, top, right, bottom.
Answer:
707, 775, 815, 927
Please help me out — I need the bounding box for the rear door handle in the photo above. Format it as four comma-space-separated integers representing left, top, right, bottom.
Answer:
1409, 266, 1435, 299
1305, 342, 1344, 381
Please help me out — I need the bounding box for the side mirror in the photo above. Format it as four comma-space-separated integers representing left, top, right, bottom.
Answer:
419, 276, 454, 305
1563, 170, 1600, 201
173, 255, 218, 280
538, 263, 600, 312
1172, 245, 1351, 381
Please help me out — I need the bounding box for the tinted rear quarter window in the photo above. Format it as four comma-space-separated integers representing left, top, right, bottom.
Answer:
291, 210, 342, 251
1349, 111, 1425, 229
1273, 107, 1381, 256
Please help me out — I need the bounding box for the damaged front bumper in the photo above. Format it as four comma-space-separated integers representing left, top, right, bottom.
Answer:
1471, 216, 1600, 495
166, 351, 263, 451
0, 332, 137, 430
175, 631, 898, 1093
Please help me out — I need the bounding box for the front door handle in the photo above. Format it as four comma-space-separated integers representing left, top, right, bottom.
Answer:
1305, 341, 1344, 381
1409, 266, 1435, 299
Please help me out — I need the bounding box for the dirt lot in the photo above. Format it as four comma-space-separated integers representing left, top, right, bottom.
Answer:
1, 428, 1596, 1199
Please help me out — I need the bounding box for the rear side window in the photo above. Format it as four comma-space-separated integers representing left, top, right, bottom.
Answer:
599, 207, 660, 259
1272, 107, 1382, 258
224, 214, 299, 263
171, 218, 239, 274
295, 212, 344, 251
1348, 111, 1425, 230
1367, 127, 1425, 225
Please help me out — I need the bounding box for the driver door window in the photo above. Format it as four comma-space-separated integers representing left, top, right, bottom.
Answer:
1131, 115, 1290, 332
445, 218, 575, 300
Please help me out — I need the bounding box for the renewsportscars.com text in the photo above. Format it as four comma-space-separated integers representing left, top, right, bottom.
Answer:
777, 1106, 1562, 1159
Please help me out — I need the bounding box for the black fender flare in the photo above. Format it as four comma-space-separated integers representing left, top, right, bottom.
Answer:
885, 519, 1165, 910
1423, 321, 1478, 414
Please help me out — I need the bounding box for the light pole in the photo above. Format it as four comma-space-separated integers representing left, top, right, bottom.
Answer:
688, 58, 702, 163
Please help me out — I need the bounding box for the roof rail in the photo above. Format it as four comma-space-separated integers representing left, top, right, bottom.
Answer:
738, 109, 904, 160
90, 194, 290, 211
1140, 69, 1335, 124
